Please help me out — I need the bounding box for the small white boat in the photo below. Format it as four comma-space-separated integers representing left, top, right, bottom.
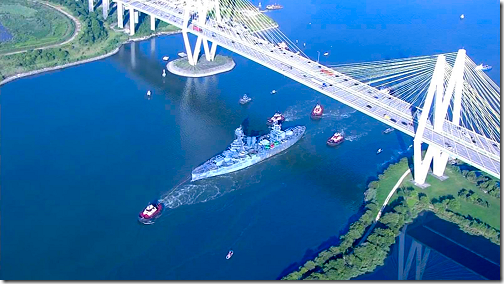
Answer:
303, 43, 306, 47
239, 94, 252, 105
162, 56, 169, 61
376, 148, 383, 154
295, 39, 298, 43
383, 127, 394, 134
271, 90, 277, 94
178, 52, 187, 58
460, 14, 465, 19
226, 250, 234, 260
475, 64, 492, 72
323, 52, 329, 56
147, 90, 152, 96
162, 69, 166, 77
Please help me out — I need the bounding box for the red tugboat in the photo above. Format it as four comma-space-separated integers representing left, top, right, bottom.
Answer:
311, 104, 324, 119
327, 132, 344, 146
267, 112, 285, 125
138, 200, 163, 224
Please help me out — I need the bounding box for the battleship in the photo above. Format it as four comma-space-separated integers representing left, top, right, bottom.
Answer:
191, 123, 306, 181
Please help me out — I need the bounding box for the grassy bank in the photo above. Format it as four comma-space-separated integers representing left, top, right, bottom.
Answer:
0, 0, 180, 82
283, 157, 500, 280
0, 0, 75, 54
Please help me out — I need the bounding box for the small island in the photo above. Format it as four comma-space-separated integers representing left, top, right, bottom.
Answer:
167, 54, 235, 78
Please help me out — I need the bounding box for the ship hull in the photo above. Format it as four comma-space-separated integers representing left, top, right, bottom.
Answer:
192, 126, 305, 181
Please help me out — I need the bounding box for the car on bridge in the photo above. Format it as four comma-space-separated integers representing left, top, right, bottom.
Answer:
193, 25, 202, 32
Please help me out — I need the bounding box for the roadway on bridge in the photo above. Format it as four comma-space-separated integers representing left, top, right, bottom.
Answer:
117, 0, 500, 178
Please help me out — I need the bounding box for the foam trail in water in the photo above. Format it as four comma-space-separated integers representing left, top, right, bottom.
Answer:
159, 170, 263, 210
283, 99, 317, 121
322, 109, 356, 120
344, 132, 368, 142
159, 176, 236, 209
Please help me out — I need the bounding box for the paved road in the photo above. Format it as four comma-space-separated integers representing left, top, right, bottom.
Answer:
1, 1, 81, 56
117, 0, 500, 177
358, 168, 412, 246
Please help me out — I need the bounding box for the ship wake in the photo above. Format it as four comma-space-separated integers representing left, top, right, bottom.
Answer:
159, 173, 262, 210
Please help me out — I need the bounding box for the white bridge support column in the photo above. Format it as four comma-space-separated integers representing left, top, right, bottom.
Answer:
117, 2, 124, 29
88, 0, 94, 12
129, 7, 135, 35
134, 11, 139, 24
413, 49, 466, 185
150, 14, 156, 31
398, 226, 431, 280
180, 0, 221, 65
102, 0, 110, 19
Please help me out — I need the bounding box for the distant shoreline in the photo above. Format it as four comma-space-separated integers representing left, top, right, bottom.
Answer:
0, 30, 181, 86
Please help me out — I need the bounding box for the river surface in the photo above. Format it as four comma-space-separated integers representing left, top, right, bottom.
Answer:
0, 0, 498, 280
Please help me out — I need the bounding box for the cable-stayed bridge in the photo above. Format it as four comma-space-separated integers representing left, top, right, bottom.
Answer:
92, 0, 500, 184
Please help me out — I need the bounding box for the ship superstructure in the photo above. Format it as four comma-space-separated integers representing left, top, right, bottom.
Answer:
191, 123, 305, 181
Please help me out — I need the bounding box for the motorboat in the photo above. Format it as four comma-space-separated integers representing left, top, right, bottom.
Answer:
383, 127, 394, 134
162, 56, 169, 61
460, 14, 465, 19
162, 69, 166, 77
376, 148, 383, 154
327, 132, 344, 146
226, 250, 234, 259
271, 90, 277, 94
311, 104, 324, 119
267, 112, 285, 125
239, 94, 252, 105
178, 52, 187, 58
475, 64, 492, 72
266, 3, 283, 10
147, 90, 152, 96
138, 200, 163, 224
323, 52, 329, 56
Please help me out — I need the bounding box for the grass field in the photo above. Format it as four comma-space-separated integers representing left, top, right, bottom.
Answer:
374, 158, 500, 230
0, 0, 75, 54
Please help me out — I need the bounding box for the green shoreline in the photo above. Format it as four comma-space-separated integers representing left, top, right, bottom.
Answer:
0, 0, 181, 85
0, 0, 76, 54
283, 157, 500, 280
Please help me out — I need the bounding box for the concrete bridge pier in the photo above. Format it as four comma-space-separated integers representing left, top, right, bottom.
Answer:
150, 15, 156, 31
117, 1, 124, 28
129, 7, 135, 35
413, 49, 466, 185
88, 0, 94, 12
134, 11, 139, 24
102, 0, 110, 19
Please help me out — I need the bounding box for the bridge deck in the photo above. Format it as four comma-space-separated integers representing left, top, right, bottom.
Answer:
117, 0, 500, 178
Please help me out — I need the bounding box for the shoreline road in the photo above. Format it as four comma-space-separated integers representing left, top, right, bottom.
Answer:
358, 168, 412, 245
1, 1, 81, 56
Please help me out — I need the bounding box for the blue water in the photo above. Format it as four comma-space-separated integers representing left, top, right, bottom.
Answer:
0, 0, 499, 280
0, 22, 13, 43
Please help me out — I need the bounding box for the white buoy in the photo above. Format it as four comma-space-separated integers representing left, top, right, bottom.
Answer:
460, 14, 465, 19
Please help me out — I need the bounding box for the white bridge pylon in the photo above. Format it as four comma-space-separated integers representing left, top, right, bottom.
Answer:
181, 0, 220, 65
413, 49, 466, 185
